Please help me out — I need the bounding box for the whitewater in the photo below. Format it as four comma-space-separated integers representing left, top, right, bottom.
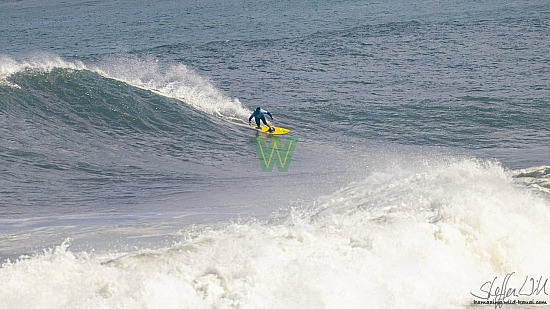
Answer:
2, 158, 550, 308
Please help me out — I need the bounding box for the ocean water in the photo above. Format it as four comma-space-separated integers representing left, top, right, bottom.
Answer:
1, 0, 550, 308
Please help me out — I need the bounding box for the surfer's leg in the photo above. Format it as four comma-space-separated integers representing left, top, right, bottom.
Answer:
262, 117, 274, 132
255, 118, 261, 128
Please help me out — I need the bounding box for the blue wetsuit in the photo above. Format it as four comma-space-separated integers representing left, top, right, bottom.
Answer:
249, 108, 273, 128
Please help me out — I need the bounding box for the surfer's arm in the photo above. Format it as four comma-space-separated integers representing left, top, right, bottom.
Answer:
266, 112, 274, 119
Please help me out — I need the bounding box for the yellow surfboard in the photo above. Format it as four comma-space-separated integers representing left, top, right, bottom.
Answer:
252, 125, 291, 135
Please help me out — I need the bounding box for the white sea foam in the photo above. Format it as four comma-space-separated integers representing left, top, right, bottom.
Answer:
92, 55, 251, 120
2, 158, 549, 308
0, 55, 85, 89
513, 166, 550, 193
0, 55, 85, 77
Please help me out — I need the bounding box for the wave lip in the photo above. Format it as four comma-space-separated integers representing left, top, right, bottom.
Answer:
0, 54, 250, 120
0, 55, 85, 83
93, 56, 251, 120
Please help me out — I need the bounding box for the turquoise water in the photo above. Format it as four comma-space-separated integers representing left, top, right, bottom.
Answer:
1, 0, 549, 308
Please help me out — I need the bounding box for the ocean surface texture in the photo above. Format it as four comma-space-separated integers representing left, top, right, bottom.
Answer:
1, 0, 549, 308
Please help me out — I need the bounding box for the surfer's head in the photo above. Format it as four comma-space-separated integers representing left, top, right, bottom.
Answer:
256, 107, 261, 111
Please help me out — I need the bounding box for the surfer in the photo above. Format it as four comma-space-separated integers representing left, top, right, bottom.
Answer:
249, 107, 275, 132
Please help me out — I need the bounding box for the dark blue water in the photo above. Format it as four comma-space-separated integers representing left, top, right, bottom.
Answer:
1, 0, 549, 307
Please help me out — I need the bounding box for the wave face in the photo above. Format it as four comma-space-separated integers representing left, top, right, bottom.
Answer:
2, 159, 550, 308
0, 56, 252, 212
